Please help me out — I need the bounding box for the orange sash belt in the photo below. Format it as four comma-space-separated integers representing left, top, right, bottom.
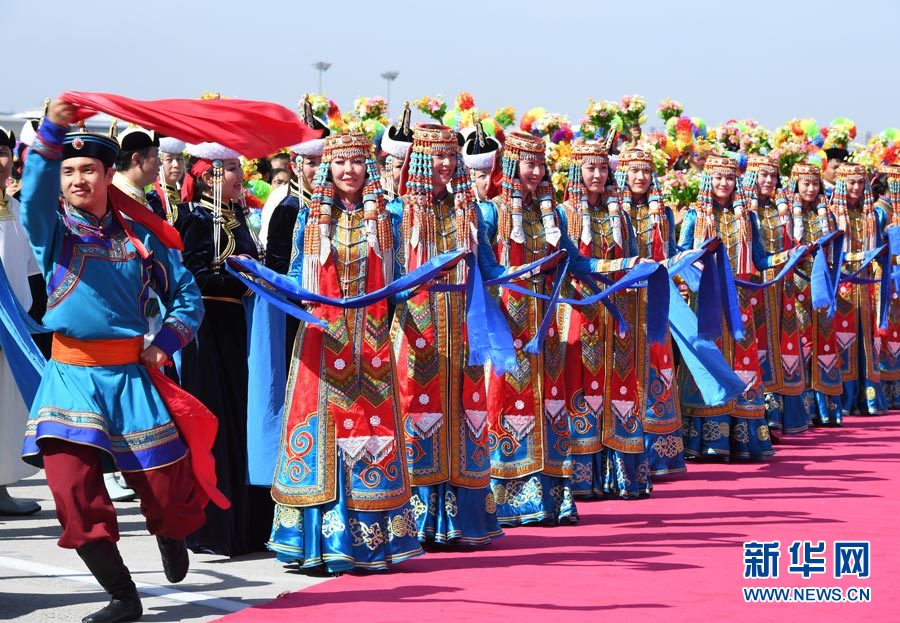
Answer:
49, 333, 231, 511
51, 334, 144, 366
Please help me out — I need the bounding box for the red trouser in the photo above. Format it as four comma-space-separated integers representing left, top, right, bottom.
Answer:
42, 439, 206, 549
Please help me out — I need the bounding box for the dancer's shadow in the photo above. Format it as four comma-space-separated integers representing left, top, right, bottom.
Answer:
252, 583, 671, 613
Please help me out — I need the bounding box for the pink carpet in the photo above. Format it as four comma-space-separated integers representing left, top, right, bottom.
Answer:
219, 414, 900, 623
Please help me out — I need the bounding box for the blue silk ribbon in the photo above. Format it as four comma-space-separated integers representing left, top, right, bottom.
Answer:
227, 250, 468, 310
666, 239, 743, 342
889, 225, 900, 293
463, 253, 517, 374
665, 279, 745, 405
500, 260, 670, 346
227, 251, 519, 375
0, 258, 48, 407
523, 257, 569, 354
733, 244, 810, 290
835, 244, 890, 330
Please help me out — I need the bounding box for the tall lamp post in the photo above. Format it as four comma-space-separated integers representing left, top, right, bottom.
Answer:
381, 71, 399, 112
313, 61, 332, 93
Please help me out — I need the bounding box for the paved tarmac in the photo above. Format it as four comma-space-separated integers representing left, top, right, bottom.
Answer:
0, 473, 330, 622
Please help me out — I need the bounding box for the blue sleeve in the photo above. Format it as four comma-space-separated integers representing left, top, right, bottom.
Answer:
390, 205, 404, 281
625, 212, 638, 258
19, 121, 70, 279
476, 200, 507, 281
665, 206, 678, 256
286, 205, 309, 283
145, 232, 205, 358
875, 206, 888, 246
386, 197, 404, 221
678, 209, 698, 250
749, 211, 772, 270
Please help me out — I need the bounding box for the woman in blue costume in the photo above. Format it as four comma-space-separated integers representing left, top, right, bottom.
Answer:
615, 148, 686, 478
678, 155, 774, 461
389, 122, 502, 545
776, 163, 845, 426
267, 132, 423, 572
478, 131, 652, 524
830, 163, 889, 417
742, 154, 811, 436
175, 143, 274, 556
557, 142, 652, 499
873, 165, 900, 406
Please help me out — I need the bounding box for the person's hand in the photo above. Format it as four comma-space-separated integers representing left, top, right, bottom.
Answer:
46, 98, 79, 128
140, 345, 169, 369
540, 249, 568, 274
678, 281, 690, 302
704, 236, 722, 252
635, 257, 656, 265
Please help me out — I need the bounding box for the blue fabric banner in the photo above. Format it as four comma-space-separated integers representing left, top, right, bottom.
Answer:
244, 295, 286, 486
0, 258, 47, 408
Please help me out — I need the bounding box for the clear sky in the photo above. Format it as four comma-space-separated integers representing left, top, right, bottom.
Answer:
5, 0, 897, 136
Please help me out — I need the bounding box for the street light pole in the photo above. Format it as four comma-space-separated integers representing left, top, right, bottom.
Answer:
312, 61, 332, 93
381, 71, 399, 112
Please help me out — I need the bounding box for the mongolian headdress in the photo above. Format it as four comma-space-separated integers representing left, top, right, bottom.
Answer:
695, 155, 755, 274
117, 126, 160, 155
183, 142, 245, 271
822, 117, 856, 163
291, 94, 331, 158
18, 119, 38, 148
0, 125, 15, 151
462, 120, 501, 200
879, 164, 900, 225
182, 142, 241, 202
496, 131, 558, 251
462, 120, 501, 173
302, 131, 393, 293
613, 148, 668, 259
775, 162, 828, 245
564, 141, 625, 248
399, 123, 478, 271
159, 136, 187, 155
741, 153, 791, 246
379, 102, 414, 201
614, 148, 662, 214
831, 162, 876, 249
741, 153, 779, 210
381, 102, 414, 163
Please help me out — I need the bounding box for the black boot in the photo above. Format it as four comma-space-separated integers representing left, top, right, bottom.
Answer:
156, 536, 189, 583
76, 540, 143, 623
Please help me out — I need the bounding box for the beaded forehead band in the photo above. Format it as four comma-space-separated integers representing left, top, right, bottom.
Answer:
879, 164, 900, 180
504, 131, 546, 161
571, 141, 609, 164
323, 132, 371, 160
618, 148, 654, 171
835, 163, 867, 180
412, 123, 458, 154
790, 163, 822, 181
703, 155, 739, 175
745, 154, 778, 174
